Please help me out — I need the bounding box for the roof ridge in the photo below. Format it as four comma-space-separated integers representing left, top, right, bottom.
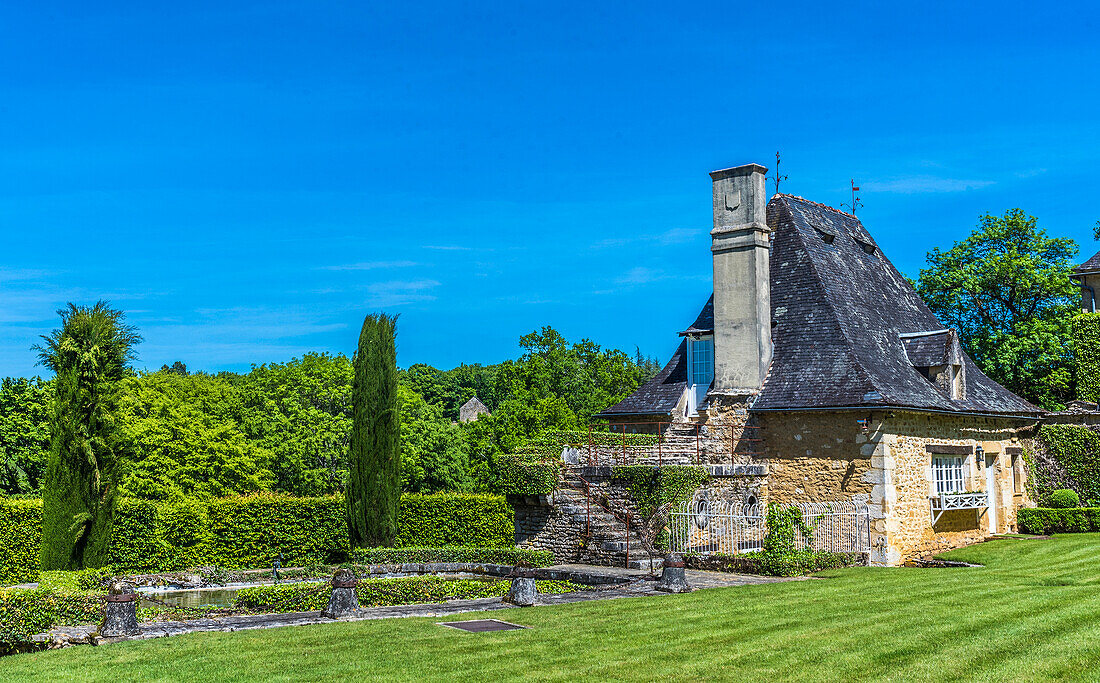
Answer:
771, 199, 882, 401
773, 193, 859, 220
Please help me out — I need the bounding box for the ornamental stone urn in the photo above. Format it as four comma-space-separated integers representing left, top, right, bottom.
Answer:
100, 581, 140, 636
505, 567, 538, 607
655, 554, 691, 593
322, 569, 360, 618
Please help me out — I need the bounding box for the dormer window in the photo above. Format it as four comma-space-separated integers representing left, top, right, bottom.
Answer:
855, 239, 876, 255
901, 329, 966, 400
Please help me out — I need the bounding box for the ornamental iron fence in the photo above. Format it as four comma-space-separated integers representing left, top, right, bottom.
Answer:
668, 500, 872, 555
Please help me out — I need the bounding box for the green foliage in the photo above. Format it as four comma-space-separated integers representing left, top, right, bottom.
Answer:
348, 313, 401, 548
37, 301, 141, 570
1073, 313, 1100, 402
1032, 424, 1100, 506
396, 493, 513, 548
398, 384, 471, 493
348, 546, 554, 567
497, 454, 560, 496
1017, 507, 1100, 534
116, 372, 274, 500
610, 465, 708, 518
234, 575, 583, 612
0, 377, 51, 495
0, 498, 42, 585
37, 567, 110, 592
916, 209, 1078, 409
685, 550, 863, 577
234, 353, 354, 495
1050, 489, 1081, 509
0, 587, 102, 651
763, 503, 816, 557
1, 493, 510, 582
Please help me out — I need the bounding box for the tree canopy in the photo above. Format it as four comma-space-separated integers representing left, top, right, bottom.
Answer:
916, 209, 1079, 409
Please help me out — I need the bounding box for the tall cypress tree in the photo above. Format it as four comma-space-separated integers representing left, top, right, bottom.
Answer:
347, 313, 401, 548
36, 302, 140, 570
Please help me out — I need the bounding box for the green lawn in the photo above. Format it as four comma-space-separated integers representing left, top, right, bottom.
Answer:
5, 535, 1100, 682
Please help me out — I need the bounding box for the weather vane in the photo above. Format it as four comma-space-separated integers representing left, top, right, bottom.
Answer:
841, 178, 863, 215
772, 151, 788, 195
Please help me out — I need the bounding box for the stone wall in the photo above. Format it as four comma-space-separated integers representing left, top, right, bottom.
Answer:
512, 466, 765, 566
861, 412, 1032, 565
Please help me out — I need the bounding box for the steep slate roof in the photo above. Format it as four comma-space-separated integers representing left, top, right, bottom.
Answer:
1074, 250, 1100, 275
601, 339, 691, 416
600, 194, 1040, 418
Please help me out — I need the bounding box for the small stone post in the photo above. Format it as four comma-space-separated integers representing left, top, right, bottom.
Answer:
655, 553, 691, 593
100, 581, 140, 637
505, 567, 538, 606
322, 568, 360, 618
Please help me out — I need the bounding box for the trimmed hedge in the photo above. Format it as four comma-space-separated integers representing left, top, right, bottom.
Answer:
685, 550, 864, 577
349, 546, 554, 567
0, 588, 103, 654
0, 493, 514, 584
1017, 507, 1100, 534
0, 499, 41, 586
497, 454, 560, 496
1074, 313, 1100, 403
234, 575, 583, 612
396, 493, 512, 548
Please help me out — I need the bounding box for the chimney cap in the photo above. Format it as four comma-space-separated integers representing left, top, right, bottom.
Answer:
709, 163, 768, 181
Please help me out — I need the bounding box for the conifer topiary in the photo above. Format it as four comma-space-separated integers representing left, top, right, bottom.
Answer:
36, 302, 140, 570
347, 313, 401, 548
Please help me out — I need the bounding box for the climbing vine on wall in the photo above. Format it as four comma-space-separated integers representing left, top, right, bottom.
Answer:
610, 465, 709, 518
1033, 424, 1100, 506
1074, 313, 1100, 402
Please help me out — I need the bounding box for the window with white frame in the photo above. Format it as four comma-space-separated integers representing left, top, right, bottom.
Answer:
689, 337, 713, 388
933, 456, 966, 495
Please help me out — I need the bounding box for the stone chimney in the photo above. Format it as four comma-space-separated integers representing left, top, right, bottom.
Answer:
710, 163, 772, 394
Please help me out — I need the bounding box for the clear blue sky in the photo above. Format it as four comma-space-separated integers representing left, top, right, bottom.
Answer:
2, 1, 1098, 378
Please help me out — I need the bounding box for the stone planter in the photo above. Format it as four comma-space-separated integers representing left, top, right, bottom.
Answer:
100, 582, 140, 637
655, 554, 691, 593
322, 569, 360, 618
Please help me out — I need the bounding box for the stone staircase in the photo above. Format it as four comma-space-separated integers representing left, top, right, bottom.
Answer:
555, 472, 663, 570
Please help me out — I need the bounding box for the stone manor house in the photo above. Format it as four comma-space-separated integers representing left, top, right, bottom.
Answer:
515, 163, 1042, 567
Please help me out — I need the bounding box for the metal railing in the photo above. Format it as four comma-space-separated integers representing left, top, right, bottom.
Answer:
575, 422, 763, 467
668, 500, 872, 555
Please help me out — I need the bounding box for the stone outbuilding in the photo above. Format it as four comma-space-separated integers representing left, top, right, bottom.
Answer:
459, 396, 490, 423
591, 163, 1043, 565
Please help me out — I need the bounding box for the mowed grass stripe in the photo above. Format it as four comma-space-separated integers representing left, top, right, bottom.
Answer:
2, 534, 1100, 681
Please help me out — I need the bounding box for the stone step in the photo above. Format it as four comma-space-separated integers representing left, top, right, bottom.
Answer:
601, 540, 646, 553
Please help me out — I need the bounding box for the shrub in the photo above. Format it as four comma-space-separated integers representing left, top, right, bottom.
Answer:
37, 568, 110, 593
684, 550, 863, 577
497, 454, 559, 496
1049, 489, 1081, 509
205, 495, 350, 568
1, 493, 513, 582
396, 493, 513, 548
349, 546, 554, 567
0, 498, 42, 585
0, 588, 102, 653
234, 575, 582, 612
1017, 507, 1100, 534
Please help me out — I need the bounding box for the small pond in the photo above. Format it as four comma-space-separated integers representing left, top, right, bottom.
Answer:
138, 581, 313, 609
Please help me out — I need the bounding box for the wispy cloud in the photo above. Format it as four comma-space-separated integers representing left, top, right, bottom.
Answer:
1014, 168, 1048, 179
319, 260, 420, 271
366, 279, 441, 306
424, 245, 474, 251
615, 267, 668, 286
862, 175, 995, 194
593, 227, 698, 249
